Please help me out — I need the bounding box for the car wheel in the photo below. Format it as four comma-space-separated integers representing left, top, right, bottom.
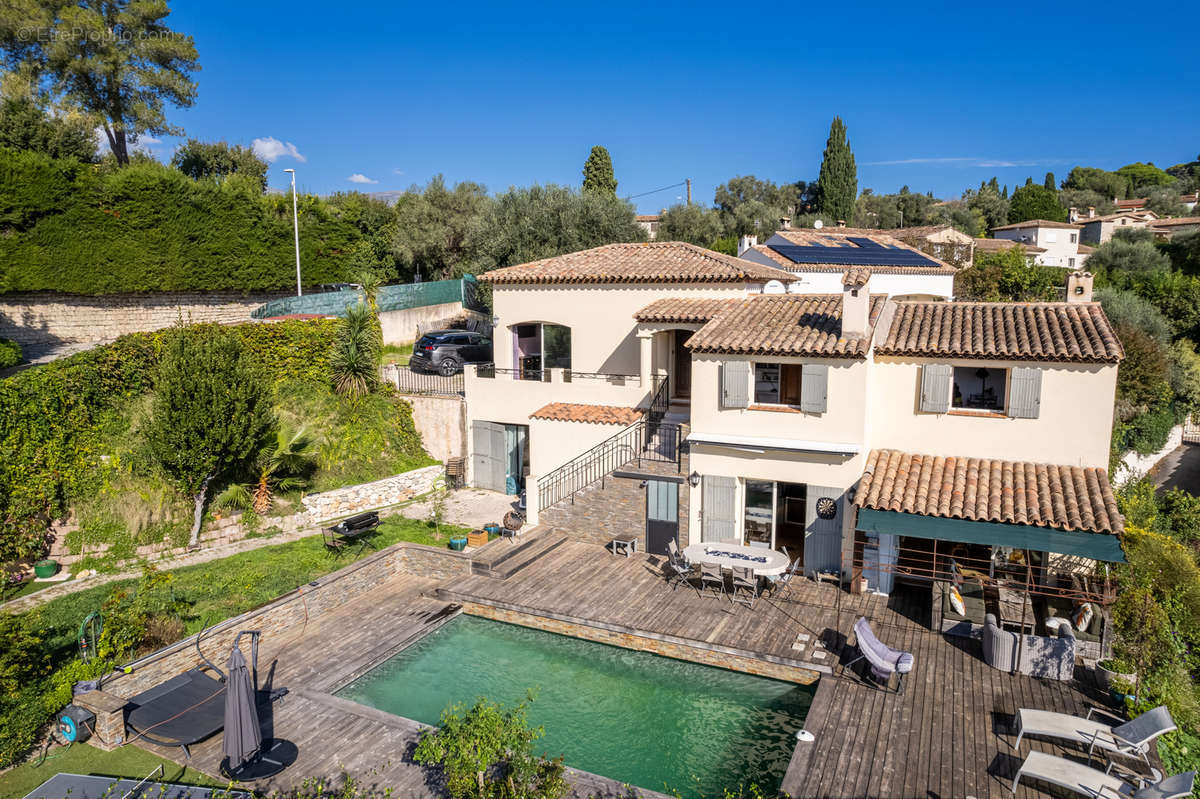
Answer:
439, 359, 460, 376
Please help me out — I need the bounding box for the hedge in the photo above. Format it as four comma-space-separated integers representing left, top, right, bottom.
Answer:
0, 320, 337, 562
0, 148, 361, 293
0, 338, 20, 368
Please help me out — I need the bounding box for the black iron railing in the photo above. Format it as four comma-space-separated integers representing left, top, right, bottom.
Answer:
386, 361, 465, 396
537, 419, 683, 512
647, 374, 669, 427
474, 364, 550, 382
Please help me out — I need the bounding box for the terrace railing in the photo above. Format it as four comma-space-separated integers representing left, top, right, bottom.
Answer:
537, 417, 683, 512
384, 361, 465, 396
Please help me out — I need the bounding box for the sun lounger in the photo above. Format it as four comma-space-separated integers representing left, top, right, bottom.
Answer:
1010, 750, 1194, 798
846, 616, 914, 693
1015, 706, 1177, 771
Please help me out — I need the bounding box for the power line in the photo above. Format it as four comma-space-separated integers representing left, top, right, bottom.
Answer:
624, 180, 687, 201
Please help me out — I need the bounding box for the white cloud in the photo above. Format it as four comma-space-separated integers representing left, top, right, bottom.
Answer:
392, 168, 405, 176
252, 136, 306, 163
864, 156, 1047, 168
347, 173, 378, 184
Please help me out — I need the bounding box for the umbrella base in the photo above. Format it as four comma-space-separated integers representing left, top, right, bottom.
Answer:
220, 738, 298, 782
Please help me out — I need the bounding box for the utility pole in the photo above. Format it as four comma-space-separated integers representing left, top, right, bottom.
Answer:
686, 179, 692, 206
284, 168, 302, 296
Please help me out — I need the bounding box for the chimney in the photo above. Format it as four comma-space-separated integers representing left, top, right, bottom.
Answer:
840, 268, 871, 338
736, 234, 758, 257
1068, 206, 1077, 222
836, 219, 846, 228
779, 216, 792, 230
1088, 206, 1096, 218
1066, 270, 1094, 303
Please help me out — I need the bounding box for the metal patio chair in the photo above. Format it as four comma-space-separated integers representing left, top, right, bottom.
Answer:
699, 562, 726, 602
731, 566, 758, 609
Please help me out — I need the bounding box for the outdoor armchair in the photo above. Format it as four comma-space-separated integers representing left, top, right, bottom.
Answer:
845, 616, 914, 693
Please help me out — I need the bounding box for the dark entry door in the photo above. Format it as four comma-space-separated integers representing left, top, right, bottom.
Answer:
674, 331, 692, 398
645, 479, 679, 555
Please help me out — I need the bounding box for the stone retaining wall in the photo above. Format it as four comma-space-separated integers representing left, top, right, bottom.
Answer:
0, 290, 286, 359
301, 465, 443, 522
102, 541, 470, 698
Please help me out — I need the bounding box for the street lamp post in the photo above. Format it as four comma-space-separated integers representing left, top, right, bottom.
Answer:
284, 168, 302, 296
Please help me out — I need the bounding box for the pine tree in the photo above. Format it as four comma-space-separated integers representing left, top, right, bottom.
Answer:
815, 117, 857, 224
1044, 172, 1056, 191
582, 146, 617, 196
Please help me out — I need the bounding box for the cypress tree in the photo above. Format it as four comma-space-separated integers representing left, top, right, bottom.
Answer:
1044, 171, 1056, 191
582, 145, 617, 196
815, 117, 857, 224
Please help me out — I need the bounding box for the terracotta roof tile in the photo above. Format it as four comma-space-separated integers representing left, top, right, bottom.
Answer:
1150, 216, 1200, 228
990, 219, 1082, 231
481, 242, 796, 285
855, 449, 1123, 534
877, 301, 1123, 363
634, 298, 733, 324
686, 294, 886, 358
841, 267, 871, 288
529, 402, 642, 426
1077, 211, 1157, 224
972, 238, 1046, 254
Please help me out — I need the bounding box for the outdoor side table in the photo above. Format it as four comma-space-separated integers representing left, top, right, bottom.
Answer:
610, 535, 638, 557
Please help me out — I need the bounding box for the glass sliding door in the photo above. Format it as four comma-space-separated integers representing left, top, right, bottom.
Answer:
743, 480, 774, 548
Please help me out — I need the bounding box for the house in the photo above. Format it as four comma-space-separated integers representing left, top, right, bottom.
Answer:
1071, 208, 1158, 244
990, 219, 1087, 269
636, 214, 662, 240
738, 225, 959, 299
1116, 194, 1198, 213
972, 237, 1045, 264
464, 241, 1124, 603
1149, 216, 1200, 239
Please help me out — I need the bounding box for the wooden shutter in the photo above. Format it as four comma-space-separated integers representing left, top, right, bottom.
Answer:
471, 421, 506, 492
919, 364, 952, 413
800, 363, 828, 413
1007, 367, 1042, 419
701, 475, 737, 542
804, 485, 843, 576
721, 361, 750, 409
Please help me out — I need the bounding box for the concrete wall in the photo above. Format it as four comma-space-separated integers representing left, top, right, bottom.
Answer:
869, 356, 1117, 468
378, 300, 468, 346
402, 394, 467, 462
0, 290, 286, 358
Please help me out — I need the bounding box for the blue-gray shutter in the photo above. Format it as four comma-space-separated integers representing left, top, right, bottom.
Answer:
721, 361, 750, 409
471, 421, 506, 492
800, 363, 829, 413
1007, 367, 1042, 419
701, 475, 737, 542
920, 364, 952, 413
804, 486, 843, 577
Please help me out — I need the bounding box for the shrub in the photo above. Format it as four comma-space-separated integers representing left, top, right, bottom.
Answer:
0, 337, 20, 368
330, 303, 380, 398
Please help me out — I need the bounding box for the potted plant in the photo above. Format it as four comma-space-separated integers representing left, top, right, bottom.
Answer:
1094, 657, 1136, 692
33, 558, 59, 579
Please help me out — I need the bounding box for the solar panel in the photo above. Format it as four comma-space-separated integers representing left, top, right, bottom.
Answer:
847, 236, 885, 249
768, 244, 941, 268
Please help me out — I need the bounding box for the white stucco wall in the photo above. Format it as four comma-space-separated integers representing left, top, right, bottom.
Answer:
868, 355, 1117, 468
994, 225, 1082, 269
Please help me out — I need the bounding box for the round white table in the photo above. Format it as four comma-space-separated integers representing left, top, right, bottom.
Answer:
682, 542, 790, 576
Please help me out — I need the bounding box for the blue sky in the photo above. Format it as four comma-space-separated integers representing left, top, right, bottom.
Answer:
148, 0, 1200, 213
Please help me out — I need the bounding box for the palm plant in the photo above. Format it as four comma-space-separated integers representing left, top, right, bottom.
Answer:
330, 301, 381, 398
215, 422, 320, 515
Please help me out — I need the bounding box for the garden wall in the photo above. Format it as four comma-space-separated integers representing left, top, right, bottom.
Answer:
300, 465, 443, 522
0, 291, 285, 359
1119, 423, 1184, 479
399, 395, 467, 462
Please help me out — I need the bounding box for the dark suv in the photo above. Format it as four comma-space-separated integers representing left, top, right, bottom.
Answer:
409, 330, 493, 375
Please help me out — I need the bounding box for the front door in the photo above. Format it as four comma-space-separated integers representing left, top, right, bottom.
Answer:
673, 330, 692, 398
645, 479, 679, 555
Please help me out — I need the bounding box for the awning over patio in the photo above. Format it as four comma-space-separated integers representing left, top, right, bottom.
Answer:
855, 508, 1126, 562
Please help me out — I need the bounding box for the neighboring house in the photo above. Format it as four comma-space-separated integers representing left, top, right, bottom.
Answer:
1149, 217, 1200, 239
990, 220, 1086, 269
972, 237, 1045, 264
1072, 209, 1158, 245
739, 226, 958, 299
1116, 194, 1199, 213
464, 241, 1124, 596
636, 214, 661, 241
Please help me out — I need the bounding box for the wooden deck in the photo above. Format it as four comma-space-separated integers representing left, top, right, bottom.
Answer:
439, 540, 1135, 799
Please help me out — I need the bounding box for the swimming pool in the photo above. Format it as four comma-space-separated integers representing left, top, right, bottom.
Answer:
337, 615, 813, 797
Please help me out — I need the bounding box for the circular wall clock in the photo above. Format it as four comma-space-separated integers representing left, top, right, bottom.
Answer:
815, 497, 837, 520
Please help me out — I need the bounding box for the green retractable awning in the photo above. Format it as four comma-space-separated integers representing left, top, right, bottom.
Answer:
855, 508, 1125, 562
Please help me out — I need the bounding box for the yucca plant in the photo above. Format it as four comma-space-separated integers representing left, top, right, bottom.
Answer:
330, 302, 381, 398
215, 422, 320, 515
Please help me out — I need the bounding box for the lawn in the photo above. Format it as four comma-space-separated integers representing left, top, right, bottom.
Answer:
380, 342, 414, 365
0, 743, 218, 799
22, 516, 470, 665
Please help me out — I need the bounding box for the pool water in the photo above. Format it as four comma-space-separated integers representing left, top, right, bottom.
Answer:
337, 615, 813, 798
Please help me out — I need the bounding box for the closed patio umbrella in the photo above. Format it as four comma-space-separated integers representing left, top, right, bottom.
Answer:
222, 644, 261, 773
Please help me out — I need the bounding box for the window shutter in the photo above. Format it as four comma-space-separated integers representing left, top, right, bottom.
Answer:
803, 486, 843, 576
721, 361, 749, 409
471, 421, 505, 492
1008, 367, 1042, 419
919, 364, 952, 413
701, 475, 737, 542
800, 364, 829, 413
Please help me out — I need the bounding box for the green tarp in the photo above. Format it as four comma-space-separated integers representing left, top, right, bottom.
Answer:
251, 276, 479, 319
855, 508, 1125, 562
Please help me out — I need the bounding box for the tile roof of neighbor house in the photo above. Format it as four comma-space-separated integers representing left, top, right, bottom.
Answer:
972, 238, 1047, 254
636, 214, 661, 222
633, 297, 731, 323
1078, 244, 1096, 254
842, 267, 871, 288
529, 402, 642, 426
1077, 211, 1157, 224
686, 294, 887, 358
990, 219, 1082, 231
877, 301, 1123, 363
1116, 198, 1148, 209
856, 449, 1123, 534
751, 230, 957, 274
1150, 216, 1200, 228
480, 242, 796, 285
